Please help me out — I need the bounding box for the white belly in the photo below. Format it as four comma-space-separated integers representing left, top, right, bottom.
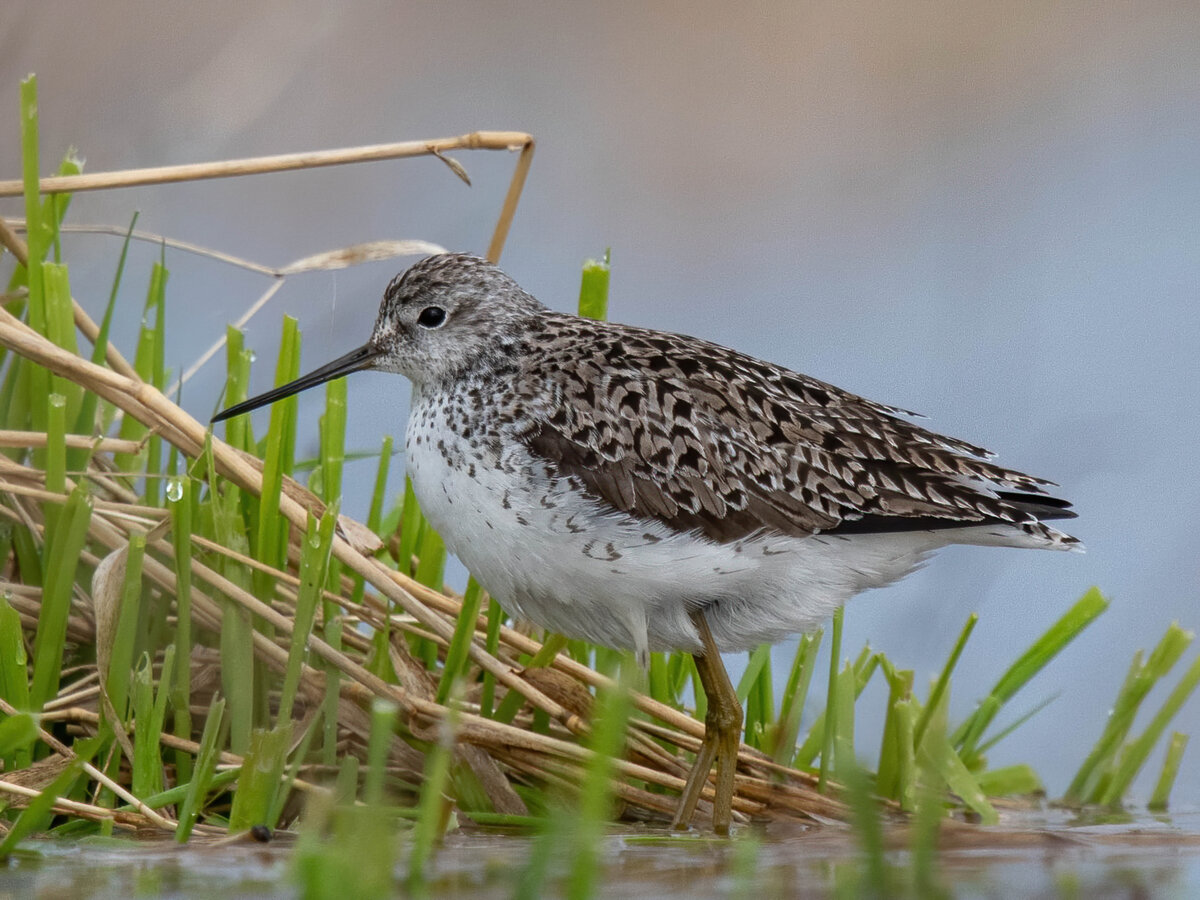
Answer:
403, 412, 991, 658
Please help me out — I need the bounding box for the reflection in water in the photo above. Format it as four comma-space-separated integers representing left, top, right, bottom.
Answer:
7, 813, 1200, 898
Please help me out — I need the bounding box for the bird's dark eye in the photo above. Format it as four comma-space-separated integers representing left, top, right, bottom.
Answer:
417, 306, 447, 329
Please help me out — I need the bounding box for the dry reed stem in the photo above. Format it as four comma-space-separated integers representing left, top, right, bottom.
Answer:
0, 131, 534, 266
0, 217, 28, 262
0, 430, 142, 454
55, 706, 328, 798
0, 133, 533, 199
0, 777, 147, 828
6, 222, 280, 276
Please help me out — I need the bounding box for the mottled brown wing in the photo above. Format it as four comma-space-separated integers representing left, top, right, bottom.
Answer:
519, 317, 1066, 543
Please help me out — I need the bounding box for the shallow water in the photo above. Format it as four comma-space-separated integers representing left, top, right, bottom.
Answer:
3, 811, 1198, 899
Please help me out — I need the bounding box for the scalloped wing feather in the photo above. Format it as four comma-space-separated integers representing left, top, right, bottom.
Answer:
518, 314, 1076, 546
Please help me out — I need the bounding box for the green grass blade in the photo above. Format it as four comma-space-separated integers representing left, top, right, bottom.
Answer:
88, 214, 138, 366
176, 696, 227, 842
0, 596, 31, 714
647, 651, 671, 706
367, 436, 396, 535
104, 531, 147, 725
317, 374, 348, 643
364, 699, 397, 809
351, 436, 395, 615
566, 665, 632, 899
144, 256, 168, 503
0, 710, 39, 758
75, 212, 138, 436
771, 630, 821, 764
920, 683, 998, 825
45, 152, 82, 263
1065, 622, 1191, 803
975, 763, 1043, 796
115, 261, 169, 481
973, 693, 1059, 759
18, 75, 46, 372
578, 250, 611, 321
18, 80, 47, 435
0, 374, 27, 457
132, 646, 174, 798
833, 658, 857, 780
841, 757, 889, 897
228, 724, 291, 831
169, 474, 195, 782
480, 598, 505, 718
202, 436, 255, 755
952, 587, 1108, 764
875, 656, 915, 802
41, 262, 81, 356
8, 519, 42, 589
408, 700, 456, 890
914, 613, 976, 749
436, 577, 485, 704
413, 521, 447, 590
1147, 731, 1188, 811
221, 604, 256, 756
738, 643, 773, 749
318, 375, 347, 503
253, 316, 301, 600
1099, 650, 1200, 805
219, 327, 253, 451
41, 264, 83, 425
151, 643, 177, 754
279, 508, 337, 724
114, 768, 240, 818
924, 732, 998, 824
910, 749, 947, 897
818, 606, 843, 791
30, 486, 93, 710
0, 140, 78, 441
197, 433, 254, 758
395, 477, 423, 576
890, 698, 921, 808
319, 656, 342, 768
736, 643, 771, 704
195, 434, 256, 758
18, 75, 44, 265
267, 709, 322, 828
42, 393, 66, 539
795, 641, 876, 770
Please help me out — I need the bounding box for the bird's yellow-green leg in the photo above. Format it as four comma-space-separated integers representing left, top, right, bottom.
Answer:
672, 609, 743, 834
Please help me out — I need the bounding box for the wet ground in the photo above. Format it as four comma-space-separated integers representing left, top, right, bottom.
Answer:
3, 811, 1199, 898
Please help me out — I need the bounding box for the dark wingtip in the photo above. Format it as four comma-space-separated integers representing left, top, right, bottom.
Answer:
995, 491, 1077, 521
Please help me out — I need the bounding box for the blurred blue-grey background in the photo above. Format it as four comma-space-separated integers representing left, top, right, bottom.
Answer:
2, 2, 1197, 805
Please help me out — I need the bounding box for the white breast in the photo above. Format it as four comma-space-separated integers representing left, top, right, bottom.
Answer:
402, 397, 990, 659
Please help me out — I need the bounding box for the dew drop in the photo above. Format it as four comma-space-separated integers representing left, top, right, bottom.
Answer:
166, 477, 185, 503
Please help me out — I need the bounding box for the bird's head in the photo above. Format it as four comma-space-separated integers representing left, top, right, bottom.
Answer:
211, 253, 543, 423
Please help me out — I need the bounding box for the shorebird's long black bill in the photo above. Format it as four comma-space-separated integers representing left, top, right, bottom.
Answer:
211, 343, 382, 423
